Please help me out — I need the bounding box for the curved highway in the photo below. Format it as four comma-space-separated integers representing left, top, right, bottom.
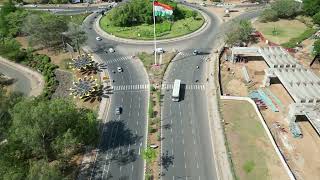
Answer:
80, 4, 260, 180
83, 13, 149, 180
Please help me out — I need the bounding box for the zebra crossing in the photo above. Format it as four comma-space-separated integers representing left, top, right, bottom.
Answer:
112, 84, 149, 91
105, 56, 131, 64
161, 83, 205, 90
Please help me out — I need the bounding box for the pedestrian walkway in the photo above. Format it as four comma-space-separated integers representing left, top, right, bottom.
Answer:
161, 83, 205, 90
112, 84, 149, 91
105, 56, 131, 64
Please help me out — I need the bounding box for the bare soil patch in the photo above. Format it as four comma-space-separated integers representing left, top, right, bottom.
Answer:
220, 50, 320, 180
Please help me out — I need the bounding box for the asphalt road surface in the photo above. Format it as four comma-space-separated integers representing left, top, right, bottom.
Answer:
0, 60, 32, 95
159, 6, 261, 180
82, 13, 149, 180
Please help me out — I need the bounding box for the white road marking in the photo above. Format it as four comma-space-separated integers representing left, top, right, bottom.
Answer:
182, 138, 184, 144
184, 151, 186, 157
138, 111, 140, 117
197, 161, 199, 168
138, 147, 141, 155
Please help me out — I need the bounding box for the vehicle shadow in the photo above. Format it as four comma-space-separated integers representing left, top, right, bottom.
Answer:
179, 83, 186, 101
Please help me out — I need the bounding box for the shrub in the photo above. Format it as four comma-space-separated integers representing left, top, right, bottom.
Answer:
271, 0, 300, 19
281, 28, 317, 48
314, 40, 320, 56
295, 15, 314, 27
259, 8, 278, 22
313, 11, 320, 26
148, 99, 154, 118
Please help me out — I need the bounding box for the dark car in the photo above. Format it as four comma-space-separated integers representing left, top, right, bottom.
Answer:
115, 107, 122, 115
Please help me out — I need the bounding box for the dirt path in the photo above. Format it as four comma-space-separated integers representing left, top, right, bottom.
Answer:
0, 56, 44, 96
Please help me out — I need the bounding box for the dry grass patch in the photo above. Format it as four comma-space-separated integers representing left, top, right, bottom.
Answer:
221, 100, 288, 180
254, 19, 307, 44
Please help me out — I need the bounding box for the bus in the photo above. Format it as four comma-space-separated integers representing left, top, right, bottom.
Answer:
172, 79, 181, 102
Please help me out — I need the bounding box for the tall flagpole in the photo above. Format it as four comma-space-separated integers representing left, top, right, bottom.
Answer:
153, 0, 157, 65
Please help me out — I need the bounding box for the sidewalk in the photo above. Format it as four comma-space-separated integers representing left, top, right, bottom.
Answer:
206, 40, 233, 180
0, 56, 44, 97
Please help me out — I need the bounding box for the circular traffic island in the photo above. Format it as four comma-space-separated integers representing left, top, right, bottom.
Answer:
99, 0, 205, 40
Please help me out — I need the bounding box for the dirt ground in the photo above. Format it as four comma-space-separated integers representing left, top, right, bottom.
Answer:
220, 56, 268, 96
294, 38, 320, 76
220, 52, 320, 180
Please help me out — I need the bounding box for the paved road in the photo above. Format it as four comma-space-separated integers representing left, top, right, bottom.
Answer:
82, 13, 149, 180
74, 3, 260, 179
0, 57, 44, 96
161, 51, 217, 180
159, 7, 261, 180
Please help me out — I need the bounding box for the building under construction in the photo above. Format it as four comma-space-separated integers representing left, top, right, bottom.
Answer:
231, 46, 320, 136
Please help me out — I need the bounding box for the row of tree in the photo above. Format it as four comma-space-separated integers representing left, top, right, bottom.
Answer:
0, 0, 87, 52
0, 88, 99, 179
259, 0, 320, 26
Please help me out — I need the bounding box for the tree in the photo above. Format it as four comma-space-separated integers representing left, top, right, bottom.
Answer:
191, 10, 198, 20
314, 40, 320, 56
9, 98, 99, 159
142, 147, 157, 163
24, 13, 68, 49
0, 0, 16, 17
27, 160, 62, 180
259, 8, 278, 22
65, 23, 87, 55
0, 88, 23, 140
313, 11, 320, 25
271, 0, 300, 18
5, 10, 29, 37
302, 0, 320, 17
226, 20, 254, 46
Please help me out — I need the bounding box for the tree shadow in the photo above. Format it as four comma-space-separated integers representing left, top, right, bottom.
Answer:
80, 85, 113, 103
161, 151, 174, 172
100, 120, 142, 152
111, 149, 137, 166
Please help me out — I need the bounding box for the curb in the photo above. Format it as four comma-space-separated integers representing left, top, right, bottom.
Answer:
0, 56, 45, 97
207, 41, 233, 180
221, 96, 296, 180
94, 5, 210, 45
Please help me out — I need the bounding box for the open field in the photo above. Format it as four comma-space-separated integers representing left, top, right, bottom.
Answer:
100, 5, 204, 40
221, 100, 288, 180
254, 19, 307, 44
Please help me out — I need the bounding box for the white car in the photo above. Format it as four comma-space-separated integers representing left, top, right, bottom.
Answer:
154, 47, 165, 54
96, 37, 102, 41
109, 48, 115, 53
117, 67, 123, 73
200, 2, 206, 6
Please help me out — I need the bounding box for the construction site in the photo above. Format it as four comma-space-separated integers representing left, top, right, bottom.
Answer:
220, 45, 320, 179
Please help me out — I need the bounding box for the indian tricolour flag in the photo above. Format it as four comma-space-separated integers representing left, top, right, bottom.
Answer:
153, 1, 173, 17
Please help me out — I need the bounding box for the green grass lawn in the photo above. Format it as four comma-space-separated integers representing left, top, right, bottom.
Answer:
254, 19, 307, 44
100, 9, 204, 40
221, 100, 283, 180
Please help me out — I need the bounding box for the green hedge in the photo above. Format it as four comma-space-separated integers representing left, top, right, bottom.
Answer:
281, 28, 317, 48
148, 99, 154, 118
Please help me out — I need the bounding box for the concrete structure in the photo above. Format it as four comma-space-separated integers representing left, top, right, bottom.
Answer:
231, 46, 320, 136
